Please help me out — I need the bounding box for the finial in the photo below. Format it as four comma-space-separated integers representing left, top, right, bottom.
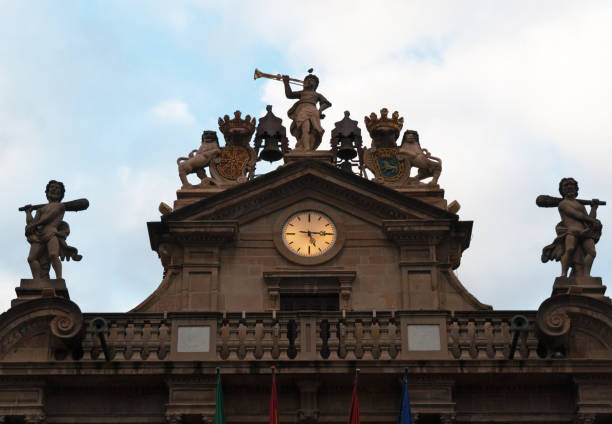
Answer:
216, 366, 221, 374
308, 68, 313, 74
266, 105, 272, 112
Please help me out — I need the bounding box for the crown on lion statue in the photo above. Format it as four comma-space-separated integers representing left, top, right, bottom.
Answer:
218, 110, 257, 139
364, 108, 404, 136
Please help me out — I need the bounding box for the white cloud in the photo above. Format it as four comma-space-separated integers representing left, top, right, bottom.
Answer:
1, 1, 611, 312
115, 166, 177, 231
151, 99, 195, 124
244, 0, 612, 309
0, 269, 20, 313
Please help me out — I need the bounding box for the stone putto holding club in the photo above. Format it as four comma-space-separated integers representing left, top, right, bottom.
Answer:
538, 178, 605, 278
20, 180, 89, 280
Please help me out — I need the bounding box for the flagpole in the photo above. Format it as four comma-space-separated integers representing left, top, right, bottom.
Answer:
348, 368, 360, 424
398, 366, 413, 424
270, 365, 279, 424
214, 366, 226, 424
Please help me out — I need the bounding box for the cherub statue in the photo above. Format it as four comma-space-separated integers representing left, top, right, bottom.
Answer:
177, 130, 221, 187
20, 180, 89, 280
539, 178, 604, 278
399, 130, 442, 186
282, 69, 331, 151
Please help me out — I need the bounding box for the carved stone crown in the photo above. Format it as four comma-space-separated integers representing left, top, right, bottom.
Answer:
218, 110, 256, 138
364, 108, 404, 135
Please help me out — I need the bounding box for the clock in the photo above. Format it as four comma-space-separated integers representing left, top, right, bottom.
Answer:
282, 210, 337, 257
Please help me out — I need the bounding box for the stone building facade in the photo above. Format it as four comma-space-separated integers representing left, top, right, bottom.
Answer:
1, 104, 611, 424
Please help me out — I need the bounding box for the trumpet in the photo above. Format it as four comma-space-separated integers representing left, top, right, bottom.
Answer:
254, 68, 304, 86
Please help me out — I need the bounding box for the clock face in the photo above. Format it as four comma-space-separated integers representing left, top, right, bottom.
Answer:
282, 211, 337, 257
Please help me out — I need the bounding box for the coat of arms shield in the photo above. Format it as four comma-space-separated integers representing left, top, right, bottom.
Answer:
373, 148, 404, 182
215, 145, 251, 181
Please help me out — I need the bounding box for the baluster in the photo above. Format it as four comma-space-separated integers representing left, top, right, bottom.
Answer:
448, 320, 460, 359
518, 328, 529, 359
159, 321, 170, 360
142, 322, 152, 360
370, 318, 381, 360
254, 321, 264, 359
388, 318, 399, 359
337, 319, 347, 359
287, 319, 298, 359
271, 320, 280, 359
527, 325, 539, 359
122, 322, 134, 360
319, 320, 330, 359
219, 318, 230, 360
474, 319, 487, 359
501, 320, 511, 358
491, 318, 505, 359
354, 320, 364, 359
237, 318, 247, 360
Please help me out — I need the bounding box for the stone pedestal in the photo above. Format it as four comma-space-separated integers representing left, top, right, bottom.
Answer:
283, 150, 334, 165
395, 186, 448, 209
552, 276, 608, 300
174, 186, 226, 210
12, 278, 69, 307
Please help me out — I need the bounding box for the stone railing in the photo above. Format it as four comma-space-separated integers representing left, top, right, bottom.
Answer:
81, 314, 171, 361
217, 312, 300, 361
78, 311, 539, 361
447, 311, 539, 360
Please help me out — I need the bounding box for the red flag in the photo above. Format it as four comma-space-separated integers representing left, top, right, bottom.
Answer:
269, 366, 279, 424
348, 369, 360, 424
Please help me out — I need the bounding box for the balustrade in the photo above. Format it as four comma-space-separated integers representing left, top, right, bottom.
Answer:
77, 311, 540, 361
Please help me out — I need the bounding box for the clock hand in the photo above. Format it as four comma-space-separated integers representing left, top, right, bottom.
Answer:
317, 231, 335, 236
309, 236, 317, 246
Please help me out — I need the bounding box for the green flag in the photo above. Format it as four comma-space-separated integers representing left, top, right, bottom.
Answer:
214, 367, 226, 424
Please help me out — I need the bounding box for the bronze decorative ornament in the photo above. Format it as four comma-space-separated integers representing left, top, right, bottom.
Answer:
253, 68, 303, 86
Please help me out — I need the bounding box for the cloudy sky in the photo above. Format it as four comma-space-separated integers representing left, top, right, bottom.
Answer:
1, 0, 611, 312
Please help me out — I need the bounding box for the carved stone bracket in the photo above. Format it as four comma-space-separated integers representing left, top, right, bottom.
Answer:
536, 294, 612, 359
575, 413, 597, 424
440, 413, 456, 424
167, 221, 238, 245
24, 415, 46, 424
263, 269, 356, 311
165, 376, 216, 418
148, 221, 238, 251
296, 378, 321, 424
0, 378, 46, 420
166, 413, 182, 424
0, 297, 83, 361
383, 220, 450, 245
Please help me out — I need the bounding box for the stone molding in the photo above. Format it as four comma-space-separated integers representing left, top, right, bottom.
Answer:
165, 160, 456, 223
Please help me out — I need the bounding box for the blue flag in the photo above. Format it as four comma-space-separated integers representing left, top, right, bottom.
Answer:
397, 369, 412, 424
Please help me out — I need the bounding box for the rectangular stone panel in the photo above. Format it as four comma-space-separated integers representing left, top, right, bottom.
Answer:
407, 324, 441, 351
177, 326, 210, 352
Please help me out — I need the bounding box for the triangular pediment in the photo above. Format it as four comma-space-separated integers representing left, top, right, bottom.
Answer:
164, 159, 458, 225
141, 159, 488, 315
